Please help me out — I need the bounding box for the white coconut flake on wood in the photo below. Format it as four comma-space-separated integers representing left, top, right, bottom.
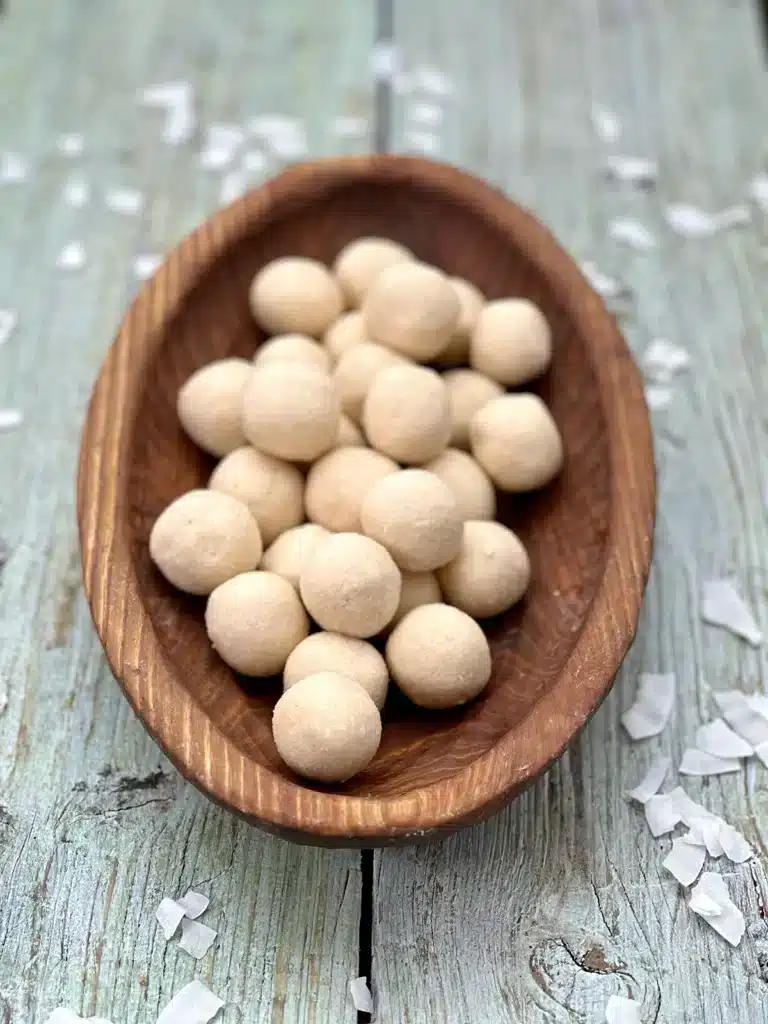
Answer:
179, 917, 217, 959
718, 823, 753, 864
628, 754, 670, 803
156, 896, 185, 940
104, 186, 145, 215
1, 152, 29, 183
604, 994, 641, 1024
56, 241, 86, 271
644, 792, 684, 837
133, 254, 161, 281
713, 690, 768, 746
349, 976, 374, 1013
679, 748, 741, 776
695, 719, 753, 759
140, 82, 194, 146
644, 384, 674, 411
755, 742, 768, 768
602, 155, 658, 185
591, 105, 621, 144
621, 672, 675, 740
45, 1012, 114, 1024
412, 66, 454, 96
689, 872, 745, 946
664, 202, 750, 239
241, 149, 268, 174
0, 409, 23, 432
199, 123, 245, 170
406, 101, 443, 127
156, 980, 224, 1024
0, 310, 17, 350
663, 835, 706, 886
63, 177, 90, 208
369, 41, 402, 80
642, 338, 690, 383
749, 173, 768, 210
177, 889, 210, 919
57, 133, 84, 157
580, 261, 626, 300
701, 579, 763, 646
608, 217, 656, 251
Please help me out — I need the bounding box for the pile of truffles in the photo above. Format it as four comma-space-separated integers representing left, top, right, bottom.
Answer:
149, 238, 563, 784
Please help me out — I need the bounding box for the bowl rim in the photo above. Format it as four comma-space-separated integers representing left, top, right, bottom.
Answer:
77, 155, 656, 845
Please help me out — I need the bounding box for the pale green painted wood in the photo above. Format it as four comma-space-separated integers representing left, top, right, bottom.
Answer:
374, 2, 768, 1022
0, 1, 375, 1021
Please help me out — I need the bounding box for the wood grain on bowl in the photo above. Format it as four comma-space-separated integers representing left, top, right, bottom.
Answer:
77, 156, 656, 847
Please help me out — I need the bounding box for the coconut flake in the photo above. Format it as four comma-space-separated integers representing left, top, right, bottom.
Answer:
240, 149, 268, 174
179, 918, 217, 960
1, 152, 29, 183
621, 672, 675, 740
755, 741, 768, 768
642, 338, 690, 383
45, 1013, 114, 1024
701, 579, 762, 646
608, 218, 656, 251
0, 409, 23, 432
331, 115, 369, 138
403, 130, 440, 155
156, 980, 224, 1024
406, 102, 443, 127
695, 719, 753, 759
104, 187, 145, 215
604, 995, 641, 1024
628, 754, 669, 803
602, 155, 657, 186
713, 691, 768, 747
644, 792, 684, 837
369, 41, 401, 80
140, 82, 194, 146
718, 822, 753, 864
679, 748, 741, 776
349, 976, 374, 1013
412, 66, 454, 97
199, 123, 245, 170
591, 105, 622, 144
247, 116, 306, 160
0, 310, 17, 350
749, 173, 768, 210
177, 889, 209, 919
664, 203, 750, 239
156, 896, 185, 940
663, 835, 706, 886
56, 241, 86, 271
63, 177, 90, 208
644, 384, 673, 411
689, 872, 745, 946
57, 133, 84, 157
133, 254, 161, 281
580, 261, 627, 300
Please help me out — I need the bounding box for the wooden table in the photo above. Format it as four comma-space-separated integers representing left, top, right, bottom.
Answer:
1, 1, 767, 1020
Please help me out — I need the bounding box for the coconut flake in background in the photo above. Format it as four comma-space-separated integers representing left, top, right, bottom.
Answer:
603, 155, 658, 186
219, 169, 249, 206
628, 754, 670, 803
689, 872, 745, 946
406, 102, 443, 127
241, 149, 268, 174
713, 690, 768, 747
156, 980, 224, 1024
133, 254, 161, 281
749, 173, 768, 210
1, 152, 29, 184
664, 203, 750, 239
56, 241, 86, 271
608, 218, 656, 251
604, 995, 641, 1024
0, 409, 23, 432
403, 130, 440, 155
591, 105, 622, 144
642, 338, 690, 383
140, 81, 195, 147
179, 917, 217, 959
663, 835, 706, 886
644, 384, 673, 411
156, 896, 185, 940
679, 748, 740, 776
621, 672, 675, 740
176, 889, 209, 919
369, 41, 401, 80
63, 177, 90, 208
248, 116, 307, 160
331, 115, 369, 138
580, 261, 627, 300
44, 1013, 114, 1024
349, 976, 374, 1013
701, 579, 763, 646
199, 123, 245, 170
104, 186, 145, 215
718, 823, 753, 863
644, 792, 684, 836
412, 66, 454, 97
0, 310, 17, 350
695, 719, 753, 759
57, 133, 84, 157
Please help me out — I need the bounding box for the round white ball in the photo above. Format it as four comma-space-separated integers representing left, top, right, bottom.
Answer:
333, 237, 414, 307
284, 632, 389, 710
361, 469, 463, 572
469, 393, 564, 491
254, 333, 331, 373
176, 358, 251, 457
300, 532, 401, 638
272, 672, 382, 782
205, 571, 309, 676
249, 257, 343, 337
443, 368, 504, 450
390, 571, 442, 628
423, 448, 496, 521
437, 277, 485, 367
149, 489, 262, 595
333, 341, 406, 422
261, 523, 330, 590
324, 310, 368, 363
470, 298, 552, 386
208, 446, 304, 546
242, 363, 340, 462
363, 262, 460, 361
363, 364, 451, 464
438, 520, 530, 618
305, 446, 398, 533
386, 604, 492, 709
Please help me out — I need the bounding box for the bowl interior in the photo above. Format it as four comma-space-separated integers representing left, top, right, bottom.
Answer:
127, 174, 611, 800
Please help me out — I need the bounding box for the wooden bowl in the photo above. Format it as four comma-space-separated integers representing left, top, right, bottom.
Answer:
77, 156, 655, 847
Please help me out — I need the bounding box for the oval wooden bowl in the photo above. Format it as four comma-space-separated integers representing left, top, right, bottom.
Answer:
77, 156, 655, 847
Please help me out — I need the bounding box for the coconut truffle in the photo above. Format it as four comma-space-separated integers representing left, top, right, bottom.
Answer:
249, 256, 343, 337
333, 237, 414, 307
324, 310, 368, 363
300, 532, 401, 638
333, 341, 406, 422
272, 673, 382, 782
438, 520, 530, 618
208, 446, 304, 546
363, 364, 451, 464
177, 358, 252, 457
149, 490, 262, 596
254, 333, 331, 373
335, 414, 366, 448
470, 298, 552, 386
443, 368, 504, 450
305, 447, 398, 533
242, 363, 340, 462
437, 277, 485, 367
261, 523, 330, 590
361, 469, 463, 572
386, 603, 492, 709
469, 393, 564, 491
390, 571, 442, 628
284, 632, 389, 710
423, 448, 496, 521
363, 262, 460, 361
205, 571, 309, 676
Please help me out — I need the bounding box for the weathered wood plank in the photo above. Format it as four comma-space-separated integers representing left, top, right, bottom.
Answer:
0, 1, 375, 1021
373, 1, 768, 1021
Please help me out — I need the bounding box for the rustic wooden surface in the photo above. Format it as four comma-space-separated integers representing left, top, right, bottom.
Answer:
1, 0, 767, 1021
